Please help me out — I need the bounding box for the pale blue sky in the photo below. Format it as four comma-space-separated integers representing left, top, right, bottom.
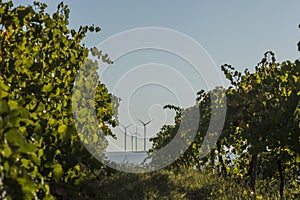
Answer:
13, 0, 300, 68
12, 1, 300, 152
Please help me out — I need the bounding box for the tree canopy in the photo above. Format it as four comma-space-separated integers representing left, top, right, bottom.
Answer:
0, 1, 118, 199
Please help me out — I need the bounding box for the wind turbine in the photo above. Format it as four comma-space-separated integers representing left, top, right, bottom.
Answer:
120, 123, 131, 152
137, 119, 151, 152
132, 126, 142, 152
127, 130, 134, 152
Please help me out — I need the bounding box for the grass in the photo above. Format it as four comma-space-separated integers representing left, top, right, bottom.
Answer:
68, 167, 300, 199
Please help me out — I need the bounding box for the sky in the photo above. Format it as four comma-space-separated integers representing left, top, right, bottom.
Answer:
12, 0, 300, 152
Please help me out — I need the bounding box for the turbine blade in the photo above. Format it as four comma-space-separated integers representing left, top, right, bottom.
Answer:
137, 119, 144, 125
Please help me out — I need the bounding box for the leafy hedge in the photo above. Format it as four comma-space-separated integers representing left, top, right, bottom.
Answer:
0, 1, 118, 199
150, 40, 300, 199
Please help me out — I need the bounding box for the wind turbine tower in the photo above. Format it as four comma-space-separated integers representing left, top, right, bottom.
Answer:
137, 119, 151, 152
132, 126, 142, 152
130, 132, 134, 152
121, 123, 131, 152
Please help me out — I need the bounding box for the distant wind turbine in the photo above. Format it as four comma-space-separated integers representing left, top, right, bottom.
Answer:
130, 132, 134, 152
132, 126, 142, 152
127, 130, 135, 152
121, 123, 131, 152
137, 119, 151, 152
